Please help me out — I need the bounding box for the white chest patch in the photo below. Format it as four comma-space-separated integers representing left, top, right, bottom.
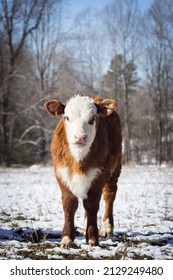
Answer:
56, 167, 102, 200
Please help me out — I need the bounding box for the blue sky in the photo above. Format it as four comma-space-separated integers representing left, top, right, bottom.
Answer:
67, 0, 153, 17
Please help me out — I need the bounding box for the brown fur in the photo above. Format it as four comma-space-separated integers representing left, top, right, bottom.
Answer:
46, 95, 122, 246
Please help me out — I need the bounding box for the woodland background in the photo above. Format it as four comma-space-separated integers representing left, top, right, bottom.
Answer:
0, 0, 173, 166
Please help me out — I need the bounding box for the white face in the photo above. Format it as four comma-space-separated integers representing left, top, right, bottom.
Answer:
64, 95, 97, 162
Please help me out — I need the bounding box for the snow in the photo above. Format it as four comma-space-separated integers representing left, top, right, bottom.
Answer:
0, 165, 173, 260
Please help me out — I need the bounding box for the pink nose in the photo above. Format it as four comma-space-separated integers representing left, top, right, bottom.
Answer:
74, 133, 87, 144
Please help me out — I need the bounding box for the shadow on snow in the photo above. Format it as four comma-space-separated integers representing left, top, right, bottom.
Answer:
0, 227, 173, 248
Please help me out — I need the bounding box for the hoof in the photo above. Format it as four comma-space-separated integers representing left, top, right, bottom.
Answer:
100, 219, 113, 237
60, 236, 72, 248
88, 239, 98, 246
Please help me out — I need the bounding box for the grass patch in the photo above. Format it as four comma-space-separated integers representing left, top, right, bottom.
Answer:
164, 216, 173, 222
0, 240, 156, 260
0, 211, 10, 217
0, 227, 172, 260
14, 215, 26, 221
0, 211, 12, 223
1, 217, 12, 223
17, 250, 48, 260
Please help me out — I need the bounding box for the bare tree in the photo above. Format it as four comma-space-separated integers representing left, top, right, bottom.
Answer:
71, 8, 108, 94
0, 0, 50, 163
144, 0, 173, 164
101, 0, 141, 163
30, 0, 66, 96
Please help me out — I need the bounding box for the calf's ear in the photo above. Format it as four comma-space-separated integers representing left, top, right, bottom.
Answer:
97, 99, 117, 116
44, 100, 65, 116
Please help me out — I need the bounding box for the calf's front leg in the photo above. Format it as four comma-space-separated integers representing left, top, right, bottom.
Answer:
60, 185, 78, 248
83, 192, 101, 246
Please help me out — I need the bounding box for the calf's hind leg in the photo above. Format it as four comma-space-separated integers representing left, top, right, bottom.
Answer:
100, 182, 117, 237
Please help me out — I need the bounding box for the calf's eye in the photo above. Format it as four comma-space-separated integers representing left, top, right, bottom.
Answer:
64, 116, 69, 121
89, 115, 96, 125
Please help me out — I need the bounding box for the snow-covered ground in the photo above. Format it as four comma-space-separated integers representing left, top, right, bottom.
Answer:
0, 165, 173, 260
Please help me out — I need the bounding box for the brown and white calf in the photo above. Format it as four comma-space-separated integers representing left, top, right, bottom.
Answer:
44, 95, 122, 247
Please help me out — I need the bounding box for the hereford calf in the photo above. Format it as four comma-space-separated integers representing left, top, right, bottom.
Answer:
44, 95, 121, 247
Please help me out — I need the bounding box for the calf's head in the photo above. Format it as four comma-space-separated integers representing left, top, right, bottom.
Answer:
44, 95, 116, 162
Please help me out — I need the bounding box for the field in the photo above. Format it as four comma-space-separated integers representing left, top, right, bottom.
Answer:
0, 165, 173, 260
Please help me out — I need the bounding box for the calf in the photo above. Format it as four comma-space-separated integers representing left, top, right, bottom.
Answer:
44, 95, 122, 247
